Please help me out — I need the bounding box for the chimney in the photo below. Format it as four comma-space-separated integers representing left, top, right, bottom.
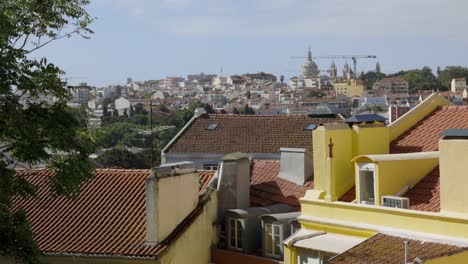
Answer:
146, 161, 199, 244
439, 129, 468, 215
279, 148, 313, 185
216, 153, 251, 218
194, 107, 207, 117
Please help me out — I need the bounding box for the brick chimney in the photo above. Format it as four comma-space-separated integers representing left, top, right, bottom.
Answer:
146, 161, 199, 244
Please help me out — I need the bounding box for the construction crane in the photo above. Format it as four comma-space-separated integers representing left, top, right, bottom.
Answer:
291, 54, 377, 78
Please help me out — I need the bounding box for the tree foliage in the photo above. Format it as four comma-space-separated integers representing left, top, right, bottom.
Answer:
0, 1, 94, 262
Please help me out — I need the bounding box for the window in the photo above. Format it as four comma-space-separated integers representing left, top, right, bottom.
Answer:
228, 218, 243, 250
298, 250, 334, 264
207, 123, 219, 130
265, 223, 282, 257
203, 164, 218, 170
358, 163, 376, 205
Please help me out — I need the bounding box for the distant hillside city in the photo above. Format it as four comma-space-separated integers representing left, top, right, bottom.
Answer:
19, 48, 468, 169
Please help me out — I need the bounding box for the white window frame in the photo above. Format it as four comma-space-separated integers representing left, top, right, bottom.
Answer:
264, 222, 282, 258
297, 250, 334, 264
357, 163, 377, 205
228, 218, 243, 250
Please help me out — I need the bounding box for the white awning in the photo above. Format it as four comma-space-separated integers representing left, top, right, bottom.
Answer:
285, 229, 367, 254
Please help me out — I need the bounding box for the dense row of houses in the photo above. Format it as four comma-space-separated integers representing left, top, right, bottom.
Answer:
5, 92, 468, 263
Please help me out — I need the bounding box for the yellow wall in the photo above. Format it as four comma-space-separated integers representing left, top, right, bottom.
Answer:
313, 124, 353, 201
158, 191, 218, 264
440, 139, 468, 215
388, 94, 451, 141
351, 124, 389, 158
353, 155, 438, 206
313, 123, 390, 202
334, 80, 364, 98
300, 199, 468, 239
424, 250, 468, 264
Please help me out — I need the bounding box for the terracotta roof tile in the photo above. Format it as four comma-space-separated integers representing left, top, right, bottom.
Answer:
338, 187, 356, 202
330, 233, 467, 264
404, 166, 440, 212
11, 168, 214, 258
391, 106, 468, 153
167, 114, 341, 154
250, 160, 314, 210
198, 170, 216, 191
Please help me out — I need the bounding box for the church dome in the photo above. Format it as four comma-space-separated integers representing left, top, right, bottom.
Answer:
302, 48, 319, 77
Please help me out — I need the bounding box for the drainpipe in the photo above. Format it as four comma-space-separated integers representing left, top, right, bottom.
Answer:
404, 241, 409, 264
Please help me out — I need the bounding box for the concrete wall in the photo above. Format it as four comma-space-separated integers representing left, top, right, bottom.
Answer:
440, 139, 468, 215
351, 124, 389, 158
164, 152, 279, 169
424, 250, 468, 264
146, 162, 199, 243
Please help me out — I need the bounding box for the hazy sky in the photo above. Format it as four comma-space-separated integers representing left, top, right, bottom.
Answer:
34, 0, 468, 86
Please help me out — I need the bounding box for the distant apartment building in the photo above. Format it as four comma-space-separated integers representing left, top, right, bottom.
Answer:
159, 77, 184, 89
333, 79, 365, 98
227, 75, 246, 86
451, 78, 466, 93
212, 76, 228, 88
71, 83, 92, 107
373, 77, 409, 94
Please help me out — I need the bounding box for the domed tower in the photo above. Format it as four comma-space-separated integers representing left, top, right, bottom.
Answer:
302, 48, 319, 77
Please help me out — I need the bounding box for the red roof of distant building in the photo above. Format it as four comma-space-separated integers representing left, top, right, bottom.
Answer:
390, 106, 468, 153
250, 160, 314, 209
11, 168, 215, 258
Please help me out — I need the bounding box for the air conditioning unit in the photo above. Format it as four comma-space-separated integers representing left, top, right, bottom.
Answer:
381, 196, 410, 209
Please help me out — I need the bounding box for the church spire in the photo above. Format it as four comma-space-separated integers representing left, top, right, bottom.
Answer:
307, 47, 312, 61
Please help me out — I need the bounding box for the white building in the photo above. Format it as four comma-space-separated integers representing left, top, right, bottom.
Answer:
451, 78, 466, 93
114, 97, 131, 116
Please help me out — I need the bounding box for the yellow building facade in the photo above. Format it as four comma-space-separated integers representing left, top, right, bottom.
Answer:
333, 79, 365, 98
285, 94, 468, 264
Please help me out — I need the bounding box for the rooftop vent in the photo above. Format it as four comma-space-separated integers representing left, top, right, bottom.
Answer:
345, 114, 386, 124
381, 196, 409, 209
207, 123, 219, 130
304, 124, 318, 131
440, 129, 468, 140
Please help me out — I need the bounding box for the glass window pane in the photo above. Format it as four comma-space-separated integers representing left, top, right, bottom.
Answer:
274, 224, 280, 234
236, 220, 243, 249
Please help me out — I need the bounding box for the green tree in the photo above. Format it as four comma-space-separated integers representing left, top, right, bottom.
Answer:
233, 107, 240, 114
376, 62, 381, 74
0, 1, 94, 263
280, 75, 285, 84
97, 148, 147, 169
240, 104, 255, 115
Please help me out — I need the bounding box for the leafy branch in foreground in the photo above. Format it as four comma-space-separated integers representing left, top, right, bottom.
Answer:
0, 1, 94, 263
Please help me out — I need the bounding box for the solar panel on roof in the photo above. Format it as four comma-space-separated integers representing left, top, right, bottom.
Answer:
345, 114, 386, 123
440, 129, 468, 139
304, 124, 318, 131
206, 123, 219, 130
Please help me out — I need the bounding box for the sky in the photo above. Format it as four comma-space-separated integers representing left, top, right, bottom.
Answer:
34, 0, 468, 87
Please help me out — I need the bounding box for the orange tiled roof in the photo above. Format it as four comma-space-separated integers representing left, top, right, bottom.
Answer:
391, 106, 468, 153
330, 233, 466, 264
11, 168, 215, 258
198, 170, 216, 191
166, 114, 341, 154
250, 160, 313, 209
404, 166, 440, 212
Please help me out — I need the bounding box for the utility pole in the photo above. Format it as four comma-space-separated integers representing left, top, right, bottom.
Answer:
150, 99, 154, 169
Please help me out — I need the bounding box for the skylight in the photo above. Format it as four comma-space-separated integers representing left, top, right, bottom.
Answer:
304, 124, 317, 131
207, 123, 219, 130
